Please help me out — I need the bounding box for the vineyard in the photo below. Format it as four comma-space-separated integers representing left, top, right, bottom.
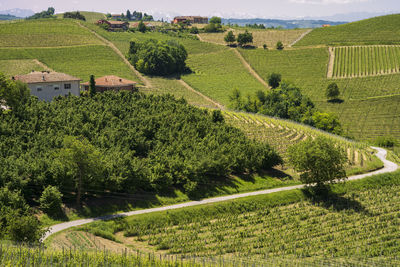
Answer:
0, 59, 45, 77
332, 46, 400, 78
223, 111, 383, 175
198, 29, 308, 48
51, 172, 400, 266
0, 19, 103, 47
295, 14, 400, 47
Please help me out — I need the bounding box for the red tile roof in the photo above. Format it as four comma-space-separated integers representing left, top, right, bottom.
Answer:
82, 75, 137, 87
14, 71, 81, 84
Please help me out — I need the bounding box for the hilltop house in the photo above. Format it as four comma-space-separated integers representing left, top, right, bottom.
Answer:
81, 75, 137, 92
13, 71, 81, 102
97, 20, 129, 31
173, 16, 208, 24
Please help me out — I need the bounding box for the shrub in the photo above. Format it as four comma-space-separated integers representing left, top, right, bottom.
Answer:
224, 31, 236, 46
268, 73, 281, 89
190, 27, 199, 34
326, 82, 340, 100
63, 11, 86, 21
39, 185, 63, 217
374, 136, 398, 148
276, 41, 284, 50
128, 39, 188, 76
237, 30, 253, 47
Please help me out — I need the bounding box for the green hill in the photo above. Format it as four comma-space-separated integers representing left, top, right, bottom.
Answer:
295, 14, 400, 46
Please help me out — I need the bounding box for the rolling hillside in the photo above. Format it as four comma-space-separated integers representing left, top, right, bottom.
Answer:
295, 14, 400, 47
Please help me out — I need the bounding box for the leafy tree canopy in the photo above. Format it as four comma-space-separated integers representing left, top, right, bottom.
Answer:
128, 39, 188, 75
326, 82, 340, 100
27, 7, 55, 19
237, 30, 253, 47
63, 11, 86, 21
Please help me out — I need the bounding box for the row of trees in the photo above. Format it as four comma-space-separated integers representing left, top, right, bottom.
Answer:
224, 31, 284, 50
229, 75, 343, 135
63, 11, 86, 21
107, 10, 153, 21
27, 7, 55, 20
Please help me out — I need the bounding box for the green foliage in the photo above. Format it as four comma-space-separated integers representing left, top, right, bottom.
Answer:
209, 17, 222, 24
204, 22, 222, 33
312, 112, 343, 135
263, 44, 267, 49
137, 21, 147, 33
374, 136, 398, 148
0, 188, 45, 243
276, 41, 284, 50
39, 186, 63, 217
326, 82, 340, 99
211, 110, 224, 123
0, 92, 281, 207
237, 30, 253, 47
63, 12, 86, 21
0, 72, 30, 112
27, 7, 55, 20
224, 31, 236, 45
89, 75, 96, 97
288, 137, 347, 186
268, 73, 281, 88
189, 27, 199, 34
128, 39, 188, 76
295, 14, 400, 46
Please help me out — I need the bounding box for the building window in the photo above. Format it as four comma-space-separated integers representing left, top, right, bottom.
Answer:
37, 87, 42, 92
64, 84, 71, 89
54, 86, 60, 90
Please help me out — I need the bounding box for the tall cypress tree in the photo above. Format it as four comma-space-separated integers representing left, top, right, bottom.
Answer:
89, 75, 96, 97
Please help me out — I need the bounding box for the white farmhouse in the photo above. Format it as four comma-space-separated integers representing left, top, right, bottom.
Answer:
14, 71, 81, 102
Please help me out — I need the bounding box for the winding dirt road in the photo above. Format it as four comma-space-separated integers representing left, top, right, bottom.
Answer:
42, 147, 397, 241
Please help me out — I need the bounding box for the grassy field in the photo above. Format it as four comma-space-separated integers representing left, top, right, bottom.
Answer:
223, 111, 382, 175
51, 171, 400, 265
295, 14, 400, 47
0, 19, 103, 47
198, 29, 308, 48
0, 59, 46, 77
0, 45, 138, 82
239, 47, 400, 140
182, 49, 266, 106
332, 46, 400, 78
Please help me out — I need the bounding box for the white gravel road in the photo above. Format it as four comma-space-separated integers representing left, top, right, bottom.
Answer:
42, 146, 397, 241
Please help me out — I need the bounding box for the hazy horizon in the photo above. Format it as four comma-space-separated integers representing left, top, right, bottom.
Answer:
0, 0, 399, 21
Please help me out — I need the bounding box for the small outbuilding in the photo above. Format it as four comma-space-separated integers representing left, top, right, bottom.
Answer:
173, 16, 208, 24
13, 71, 81, 102
81, 75, 137, 93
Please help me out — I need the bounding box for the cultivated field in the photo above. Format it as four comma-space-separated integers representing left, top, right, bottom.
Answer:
295, 14, 400, 47
223, 111, 382, 175
0, 19, 103, 47
52, 172, 400, 265
0, 45, 139, 82
332, 45, 400, 78
198, 29, 308, 48
0, 59, 46, 77
182, 49, 266, 106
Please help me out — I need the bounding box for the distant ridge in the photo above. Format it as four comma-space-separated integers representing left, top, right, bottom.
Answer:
221, 18, 346, 29
0, 8, 34, 18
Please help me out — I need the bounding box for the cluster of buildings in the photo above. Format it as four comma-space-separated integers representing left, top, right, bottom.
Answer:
13, 71, 137, 102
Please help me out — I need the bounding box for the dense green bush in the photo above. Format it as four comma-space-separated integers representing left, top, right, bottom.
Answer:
0, 91, 281, 206
39, 186, 63, 217
374, 136, 398, 148
63, 11, 86, 21
128, 39, 188, 75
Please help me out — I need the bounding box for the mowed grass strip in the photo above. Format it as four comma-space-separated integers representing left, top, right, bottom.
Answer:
333, 46, 400, 78
199, 29, 308, 48
0, 19, 103, 47
295, 14, 400, 47
0, 59, 46, 77
0, 45, 139, 82
182, 49, 266, 106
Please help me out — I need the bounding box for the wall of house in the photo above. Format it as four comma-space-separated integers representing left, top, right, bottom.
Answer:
28, 81, 81, 102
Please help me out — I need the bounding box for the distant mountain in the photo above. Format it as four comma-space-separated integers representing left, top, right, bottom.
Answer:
0, 8, 34, 18
303, 11, 400, 22
221, 18, 346, 29
0, 14, 21, 20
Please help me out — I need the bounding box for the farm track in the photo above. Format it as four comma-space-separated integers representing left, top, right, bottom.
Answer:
43, 147, 397, 241
33, 59, 54, 72
76, 22, 151, 88
178, 79, 225, 110
327, 47, 335, 78
233, 49, 270, 89
288, 29, 312, 47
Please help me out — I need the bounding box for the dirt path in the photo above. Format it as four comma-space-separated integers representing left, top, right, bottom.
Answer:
288, 29, 312, 47
178, 79, 225, 110
33, 59, 54, 72
42, 147, 397, 241
233, 49, 270, 89
77, 22, 151, 87
327, 47, 335, 78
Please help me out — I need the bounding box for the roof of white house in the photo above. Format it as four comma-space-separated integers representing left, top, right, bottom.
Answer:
14, 71, 81, 84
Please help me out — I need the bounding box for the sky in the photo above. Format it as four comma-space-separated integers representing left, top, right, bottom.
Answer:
0, 0, 399, 20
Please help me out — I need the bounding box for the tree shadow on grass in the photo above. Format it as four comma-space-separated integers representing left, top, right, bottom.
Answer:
302, 185, 371, 216
327, 98, 344, 104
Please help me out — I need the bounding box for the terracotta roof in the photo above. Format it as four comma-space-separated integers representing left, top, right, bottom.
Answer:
14, 71, 81, 84
174, 16, 208, 19
82, 75, 137, 87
